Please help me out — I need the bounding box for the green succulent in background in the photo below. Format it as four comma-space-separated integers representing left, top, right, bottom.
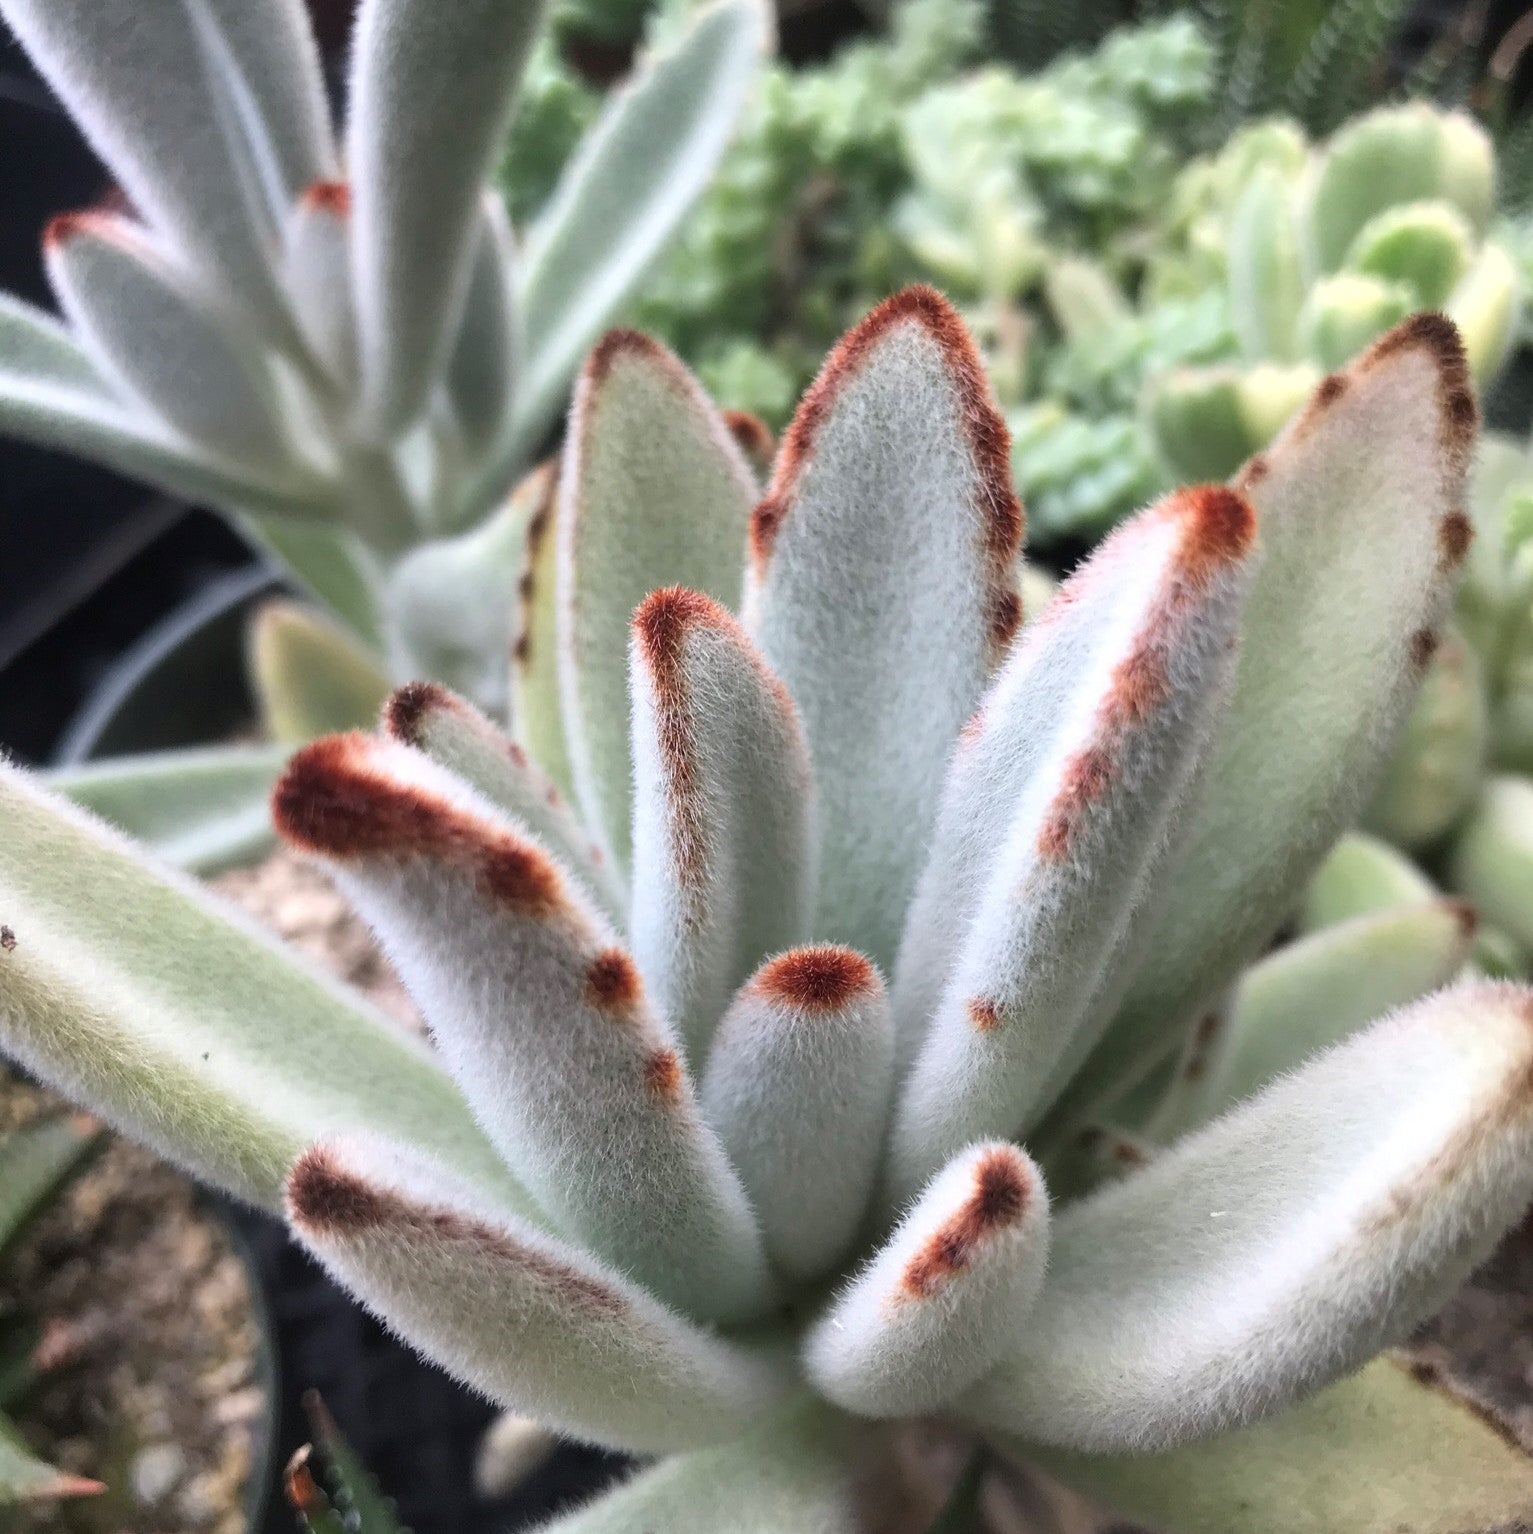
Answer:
0, 0, 765, 870
0, 1112, 106, 1508
1142, 104, 1519, 487
3, 293, 1533, 1534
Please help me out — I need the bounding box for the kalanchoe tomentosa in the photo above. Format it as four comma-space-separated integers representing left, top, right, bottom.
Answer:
0, 0, 763, 756
2, 291, 1532, 1533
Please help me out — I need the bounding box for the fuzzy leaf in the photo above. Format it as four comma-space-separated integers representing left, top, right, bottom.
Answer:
509, 463, 577, 800
49, 744, 290, 874
44, 211, 291, 473
968, 982, 1533, 1452
272, 734, 773, 1322
1070, 314, 1478, 1115
702, 948, 892, 1283
287, 1135, 787, 1453
746, 287, 1024, 970
446, 195, 519, 464
0, 0, 324, 328
0, 761, 523, 1213
283, 182, 358, 385
532, 1402, 862, 1532
381, 682, 623, 921
385, 488, 533, 720
347, 0, 545, 432
629, 589, 815, 1056
807, 1142, 1048, 1418
889, 488, 1255, 1200
558, 333, 757, 868
1015, 1357, 1533, 1534
0, 297, 318, 520
249, 602, 392, 745
507, 0, 768, 477
1150, 900, 1478, 1140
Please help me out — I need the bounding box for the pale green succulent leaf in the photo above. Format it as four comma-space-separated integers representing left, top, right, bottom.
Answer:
286, 1133, 789, 1454
629, 591, 816, 1058
0, 0, 308, 328
968, 982, 1533, 1452
532, 1401, 862, 1532
385, 483, 537, 721
49, 744, 290, 875
379, 680, 623, 921
271, 733, 774, 1323
746, 288, 1024, 971
445, 194, 520, 464
807, 1142, 1048, 1419
0, 761, 524, 1214
249, 602, 393, 745
1303, 105, 1494, 275
347, 0, 547, 434
1362, 625, 1487, 850
1449, 774, 1533, 952
1446, 242, 1522, 389
1078, 316, 1474, 1112
44, 212, 292, 473
509, 0, 769, 477
1344, 201, 1473, 310
890, 487, 1254, 1195
1298, 830, 1438, 930
1296, 273, 1414, 372
0, 297, 321, 521
702, 949, 892, 1285
1151, 900, 1477, 1140
1227, 165, 1305, 362
1015, 1356, 1533, 1534
510, 464, 577, 801
558, 333, 757, 870
283, 184, 358, 386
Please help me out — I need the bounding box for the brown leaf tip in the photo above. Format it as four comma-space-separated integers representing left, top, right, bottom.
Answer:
286, 1147, 627, 1317
382, 681, 459, 746
723, 409, 775, 468
1364, 311, 1478, 455
1411, 627, 1441, 671
900, 1147, 1031, 1298
755, 946, 879, 1011
1314, 373, 1348, 409
643, 1047, 683, 1102
750, 285, 1023, 597
966, 996, 1003, 1032
1438, 510, 1473, 570
0, 925, 14, 952
586, 947, 642, 1012
42, 208, 115, 251
301, 180, 352, 218
1446, 898, 1479, 941
584, 327, 675, 387
633, 586, 731, 670
273, 734, 563, 914
1172, 485, 1257, 585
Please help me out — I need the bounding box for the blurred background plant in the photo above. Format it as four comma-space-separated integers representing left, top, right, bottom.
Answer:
0, 1112, 105, 1509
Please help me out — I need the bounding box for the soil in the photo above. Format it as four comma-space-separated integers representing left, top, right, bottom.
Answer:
0, 1074, 264, 1534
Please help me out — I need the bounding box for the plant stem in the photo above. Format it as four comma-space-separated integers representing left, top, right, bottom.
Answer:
926, 1449, 987, 1534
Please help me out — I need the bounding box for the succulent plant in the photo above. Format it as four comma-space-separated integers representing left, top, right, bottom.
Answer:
2, 293, 1532, 1533
0, 0, 765, 858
